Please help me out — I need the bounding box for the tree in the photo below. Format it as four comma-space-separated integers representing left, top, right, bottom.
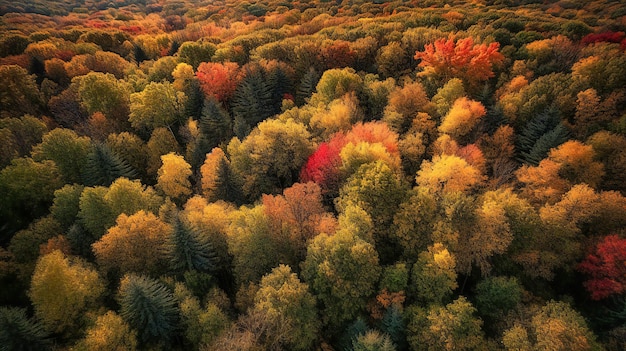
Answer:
76, 72, 130, 126
129, 81, 186, 132
106, 132, 148, 181
377, 41, 408, 79
422, 297, 485, 351
166, 216, 218, 274
262, 182, 330, 262
0, 307, 50, 351
177, 41, 217, 70
199, 147, 244, 205
231, 65, 276, 137
0, 65, 44, 118
175, 283, 228, 348
474, 276, 522, 327
438, 97, 486, 141
432, 78, 466, 117
50, 184, 84, 230
32, 128, 93, 184
414, 37, 504, 89
503, 301, 601, 351
118, 274, 180, 344
416, 155, 484, 195
254, 265, 320, 351
0, 158, 62, 238
92, 211, 171, 277
227, 205, 292, 285
146, 127, 181, 176
189, 98, 232, 170
157, 153, 192, 202
411, 243, 458, 306
311, 67, 363, 104
578, 235, 626, 300
0, 115, 47, 158
196, 61, 241, 103
336, 161, 408, 263
75, 311, 137, 351
302, 228, 381, 329
352, 330, 397, 351
29, 251, 104, 336
82, 143, 138, 186
382, 81, 434, 134
228, 118, 314, 200
392, 187, 438, 260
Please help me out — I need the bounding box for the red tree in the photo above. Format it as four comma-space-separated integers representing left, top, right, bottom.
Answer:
300, 133, 347, 197
578, 235, 626, 300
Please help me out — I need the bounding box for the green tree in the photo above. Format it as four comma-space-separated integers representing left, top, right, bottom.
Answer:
228, 205, 292, 285
411, 243, 458, 306
0, 115, 47, 158
254, 264, 320, 351
29, 251, 104, 336
302, 228, 381, 329
166, 217, 218, 274
423, 297, 485, 351
336, 160, 408, 264
129, 81, 186, 132
0, 65, 44, 118
0, 307, 50, 351
82, 143, 138, 186
392, 187, 438, 260
474, 276, 522, 330
76, 72, 130, 126
311, 67, 363, 104
228, 118, 314, 200
50, 184, 84, 230
189, 98, 232, 170
175, 283, 228, 348
0, 158, 62, 238
32, 128, 93, 184
177, 41, 217, 70
118, 274, 180, 344
432, 78, 466, 117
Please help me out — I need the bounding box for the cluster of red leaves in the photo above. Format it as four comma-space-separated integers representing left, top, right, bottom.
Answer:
581, 31, 625, 45
578, 235, 626, 300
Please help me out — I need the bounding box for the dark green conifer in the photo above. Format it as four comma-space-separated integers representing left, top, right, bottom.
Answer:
118, 274, 180, 344
0, 307, 50, 351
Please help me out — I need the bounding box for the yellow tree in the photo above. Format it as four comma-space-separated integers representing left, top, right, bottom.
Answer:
75, 311, 138, 351
157, 153, 192, 202
438, 97, 486, 141
29, 250, 104, 336
416, 154, 485, 195
92, 211, 172, 277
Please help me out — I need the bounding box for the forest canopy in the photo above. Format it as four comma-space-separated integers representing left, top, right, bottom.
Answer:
1, 0, 626, 350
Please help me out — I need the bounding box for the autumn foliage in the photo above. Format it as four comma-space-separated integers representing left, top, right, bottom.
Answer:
414, 37, 504, 87
578, 235, 626, 300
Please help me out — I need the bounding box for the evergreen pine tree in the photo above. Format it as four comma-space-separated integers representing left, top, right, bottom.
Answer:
231, 67, 274, 136
0, 307, 50, 351
118, 274, 180, 344
296, 67, 320, 106
380, 305, 407, 351
516, 106, 560, 161
336, 318, 368, 351
213, 156, 245, 206
166, 217, 219, 274
521, 123, 570, 165
82, 143, 138, 186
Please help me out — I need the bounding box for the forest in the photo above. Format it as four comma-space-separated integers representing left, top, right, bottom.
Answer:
0, 0, 625, 350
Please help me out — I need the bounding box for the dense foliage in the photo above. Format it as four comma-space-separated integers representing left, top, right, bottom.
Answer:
1, 0, 626, 350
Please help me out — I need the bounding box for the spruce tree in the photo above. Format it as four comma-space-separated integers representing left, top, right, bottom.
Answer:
82, 143, 138, 186
166, 217, 218, 274
118, 274, 180, 344
0, 307, 50, 351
